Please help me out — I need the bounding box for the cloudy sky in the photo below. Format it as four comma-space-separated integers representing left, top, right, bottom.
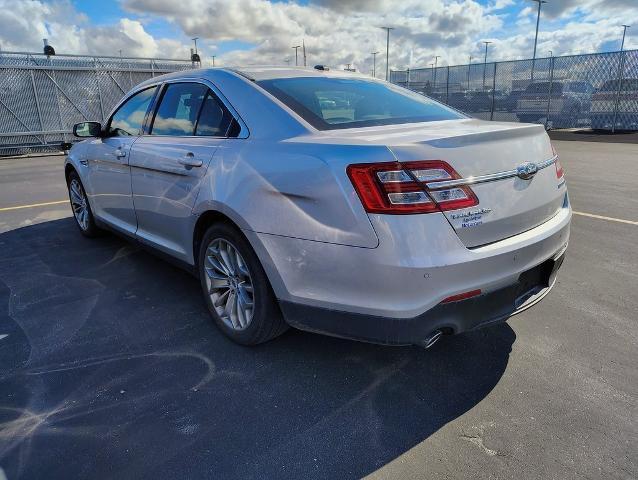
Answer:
0, 0, 636, 74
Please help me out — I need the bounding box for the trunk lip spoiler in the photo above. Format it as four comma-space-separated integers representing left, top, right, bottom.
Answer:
425, 155, 558, 190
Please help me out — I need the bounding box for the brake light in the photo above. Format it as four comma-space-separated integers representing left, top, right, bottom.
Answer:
347, 160, 478, 214
551, 145, 564, 179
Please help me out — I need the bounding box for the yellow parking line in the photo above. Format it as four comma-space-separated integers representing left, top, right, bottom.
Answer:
573, 211, 638, 226
0, 200, 68, 212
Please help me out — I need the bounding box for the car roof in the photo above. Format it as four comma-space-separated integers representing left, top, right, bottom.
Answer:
136, 66, 374, 88
227, 66, 372, 81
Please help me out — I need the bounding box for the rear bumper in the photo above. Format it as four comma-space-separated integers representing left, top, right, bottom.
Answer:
279, 250, 565, 346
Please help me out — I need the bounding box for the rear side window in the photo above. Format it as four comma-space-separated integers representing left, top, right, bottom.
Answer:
195, 91, 233, 136
109, 87, 156, 136
151, 83, 208, 136
257, 77, 463, 130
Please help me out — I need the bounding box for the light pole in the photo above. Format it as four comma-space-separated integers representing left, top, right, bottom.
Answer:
482, 41, 492, 90
381, 26, 394, 81
549, 50, 553, 57
371, 51, 379, 78
468, 55, 473, 91
530, 0, 547, 80
211, 55, 216, 67
620, 24, 630, 52
292, 45, 301, 66
433, 55, 441, 89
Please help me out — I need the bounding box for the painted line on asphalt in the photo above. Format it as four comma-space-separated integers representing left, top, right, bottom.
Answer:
573, 211, 638, 226
0, 200, 68, 212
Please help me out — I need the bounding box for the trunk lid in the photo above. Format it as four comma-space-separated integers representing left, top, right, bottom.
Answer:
369, 119, 565, 247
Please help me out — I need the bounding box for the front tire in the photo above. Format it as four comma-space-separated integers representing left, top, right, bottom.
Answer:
67, 171, 101, 237
198, 223, 288, 345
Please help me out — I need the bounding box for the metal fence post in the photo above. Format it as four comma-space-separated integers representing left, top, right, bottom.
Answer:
406, 68, 410, 90
446, 66, 450, 104
545, 56, 555, 130
29, 69, 45, 140
490, 63, 497, 121
94, 57, 105, 122
611, 50, 627, 133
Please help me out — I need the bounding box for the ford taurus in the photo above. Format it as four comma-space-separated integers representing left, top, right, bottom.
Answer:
66, 66, 570, 348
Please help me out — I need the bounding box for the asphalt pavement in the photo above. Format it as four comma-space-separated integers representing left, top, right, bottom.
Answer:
0, 138, 636, 479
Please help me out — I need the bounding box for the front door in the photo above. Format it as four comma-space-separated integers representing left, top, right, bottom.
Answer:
86, 86, 157, 235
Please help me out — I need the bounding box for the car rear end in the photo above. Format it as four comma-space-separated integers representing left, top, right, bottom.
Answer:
591, 79, 638, 130
516, 82, 565, 122
247, 71, 570, 347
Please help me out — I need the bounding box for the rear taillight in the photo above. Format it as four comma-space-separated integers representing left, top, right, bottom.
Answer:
347, 160, 478, 214
551, 144, 564, 179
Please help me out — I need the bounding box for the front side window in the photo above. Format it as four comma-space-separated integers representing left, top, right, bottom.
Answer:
151, 83, 208, 136
109, 87, 156, 136
256, 77, 464, 130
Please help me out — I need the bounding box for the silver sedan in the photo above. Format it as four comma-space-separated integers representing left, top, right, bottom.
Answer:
66, 67, 570, 348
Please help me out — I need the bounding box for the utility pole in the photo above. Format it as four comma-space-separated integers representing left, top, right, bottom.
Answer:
371, 51, 379, 78
620, 24, 630, 52
549, 50, 553, 57
302, 39, 307, 66
192, 37, 199, 54
380, 26, 394, 81
482, 41, 492, 90
292, 45, 301, 66
468, 55, 473, 91
530, 0, 547, 80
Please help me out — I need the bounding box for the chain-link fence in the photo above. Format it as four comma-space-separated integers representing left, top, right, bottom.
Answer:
0, 51, 194, 156
391, 49, 638, 131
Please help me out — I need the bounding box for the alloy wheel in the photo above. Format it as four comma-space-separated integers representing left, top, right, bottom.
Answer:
204, 238, 255, 330
69, 178, 89, 231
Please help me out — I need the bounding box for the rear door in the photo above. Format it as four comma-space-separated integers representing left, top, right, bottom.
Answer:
129, 81, 234, 261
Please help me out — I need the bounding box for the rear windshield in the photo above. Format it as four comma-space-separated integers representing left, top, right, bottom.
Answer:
256, 77, 464, 130
524, 82, 564, 94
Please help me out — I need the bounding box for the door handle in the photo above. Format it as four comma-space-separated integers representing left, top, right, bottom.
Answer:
178, 153, 203, 168
114, 149, 127, 158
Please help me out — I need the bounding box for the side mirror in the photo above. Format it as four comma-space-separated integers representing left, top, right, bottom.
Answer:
73, 121, 102, 138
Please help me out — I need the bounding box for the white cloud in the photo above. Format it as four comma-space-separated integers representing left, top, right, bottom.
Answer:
0, 0, 636, 73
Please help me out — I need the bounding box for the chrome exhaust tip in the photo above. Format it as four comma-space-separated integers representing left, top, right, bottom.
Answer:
420, 329, 444, 349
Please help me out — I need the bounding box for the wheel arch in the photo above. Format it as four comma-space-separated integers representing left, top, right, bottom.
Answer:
191, 208, 287, 300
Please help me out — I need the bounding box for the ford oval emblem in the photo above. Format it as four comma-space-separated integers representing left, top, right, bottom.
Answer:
517, 162, 538, 180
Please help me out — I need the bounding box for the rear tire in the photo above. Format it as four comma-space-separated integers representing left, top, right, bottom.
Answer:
198, 223, 288, 345
67, 171, 101, 238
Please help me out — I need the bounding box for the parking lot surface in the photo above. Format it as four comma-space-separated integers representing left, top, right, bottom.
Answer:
0, 139, 636, 479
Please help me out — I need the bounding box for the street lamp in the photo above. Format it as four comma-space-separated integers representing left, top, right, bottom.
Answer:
371, 51, 379, 78
292, 45, 301, 66
620, 24, 630, 52
380, 26, 394, 81
482, 41, 492, 90
530, 0, 547, 80
468, 55, 473, 91
433, 55, 441, 89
